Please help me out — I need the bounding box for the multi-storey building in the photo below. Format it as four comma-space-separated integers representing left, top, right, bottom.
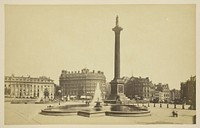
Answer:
4, 75, 55, 100
154, 91, 164, 102
59, 68, 106, 100
104, 82, 111, 99
170, 89, 181, 101
121, 76, 130, 84
154, 83, 170, 102
124, 76, 155, 101
180, 76, 196, 105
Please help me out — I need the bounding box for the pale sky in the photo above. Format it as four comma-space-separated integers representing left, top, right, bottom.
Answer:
5, 5, 196, 89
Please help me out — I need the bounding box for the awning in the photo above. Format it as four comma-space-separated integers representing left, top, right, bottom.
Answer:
80, 96, 92, 99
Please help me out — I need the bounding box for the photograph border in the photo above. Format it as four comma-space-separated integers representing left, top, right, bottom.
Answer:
0, 0, 199, 128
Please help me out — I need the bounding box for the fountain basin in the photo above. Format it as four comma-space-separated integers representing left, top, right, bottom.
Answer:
105, 104, 151, 117
77, 110, 106, 117
110, 104, 148, 111
105, 110, 151, 117
40, 103, 89, 116
41, 109, 78, 116
77, 100, 106, 117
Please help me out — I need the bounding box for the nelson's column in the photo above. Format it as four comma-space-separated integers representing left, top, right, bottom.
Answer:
107, 16, 129, 103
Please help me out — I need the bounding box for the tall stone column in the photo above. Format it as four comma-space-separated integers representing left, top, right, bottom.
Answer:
113, 16, 123, 79
108, 16, 127, 101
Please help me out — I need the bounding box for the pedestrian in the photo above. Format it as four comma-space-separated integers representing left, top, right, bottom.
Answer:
172, 110, 178, 117
172, 110, 175, 117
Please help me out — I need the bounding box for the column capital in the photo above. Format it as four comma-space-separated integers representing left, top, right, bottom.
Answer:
112, 26, 123, 33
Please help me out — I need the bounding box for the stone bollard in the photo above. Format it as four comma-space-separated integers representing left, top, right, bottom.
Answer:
160, 103, 162, 108
174, 104, 176, 109
148, 102, 150, 107
193, 115, 196, 124
182, 104, 185, 109
167, 103, 169, 108
154, 103, 155, 107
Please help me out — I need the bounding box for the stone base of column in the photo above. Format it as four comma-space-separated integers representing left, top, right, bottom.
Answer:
104, 78, 130, 104
110, 78, 124, 94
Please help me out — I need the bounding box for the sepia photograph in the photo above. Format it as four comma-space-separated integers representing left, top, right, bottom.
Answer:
1, 0, 199, 128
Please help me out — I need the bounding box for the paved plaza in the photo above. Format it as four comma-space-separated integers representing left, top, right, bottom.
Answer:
4, 102, 196, 125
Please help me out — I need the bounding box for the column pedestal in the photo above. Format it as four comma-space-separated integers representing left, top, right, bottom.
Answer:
106, 78, 129, 103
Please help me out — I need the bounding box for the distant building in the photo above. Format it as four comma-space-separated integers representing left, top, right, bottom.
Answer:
170, 89, 181, 101
124, 76, 155, 101
154, 83, 170, 102
59, 68, 106, 100
104, 82, 111, 99
54, 84, 61, 99
180, 76, 196, 106
4, 75, 55, 100
154, 91, 164, 102
121, 76, 130, 84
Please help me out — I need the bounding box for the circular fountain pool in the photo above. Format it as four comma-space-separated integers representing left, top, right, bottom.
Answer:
40, 83, 151, 117
40, 103, 90, 116
105, 104, 151, 117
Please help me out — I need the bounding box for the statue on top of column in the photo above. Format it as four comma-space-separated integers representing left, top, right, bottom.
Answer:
116, 15, 119, 26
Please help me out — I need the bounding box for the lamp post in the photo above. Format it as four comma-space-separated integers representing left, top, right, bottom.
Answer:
136, 97, 139, 106
85, 73, 88, 103
84, 74, 86, 103
58, 89, 61, 105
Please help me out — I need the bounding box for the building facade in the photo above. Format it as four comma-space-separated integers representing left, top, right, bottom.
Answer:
59, 68, 106, 100
124, 76, 155, 101
170, 89, 181, 101
180, 76, 196, 105
4, 75, 55, 100
154, 91, 164, 102
154, 83, 170, 102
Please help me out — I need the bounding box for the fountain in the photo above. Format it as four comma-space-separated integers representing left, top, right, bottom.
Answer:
40, 83, 106, 117
93, 98, 102, 111
40, 82, 151, 117
77, 83, 106, 117
105, 104, 151, 117
40, 104, 88, 116
90, 83, 102, 104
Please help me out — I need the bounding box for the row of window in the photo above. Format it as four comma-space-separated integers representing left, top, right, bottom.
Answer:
61, 81, 102, 84
12, 93, 54, 96
5, 78, 53, 82
64, 91, 95, 95
11, 89, 54, 92
5, 84, 52, 88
